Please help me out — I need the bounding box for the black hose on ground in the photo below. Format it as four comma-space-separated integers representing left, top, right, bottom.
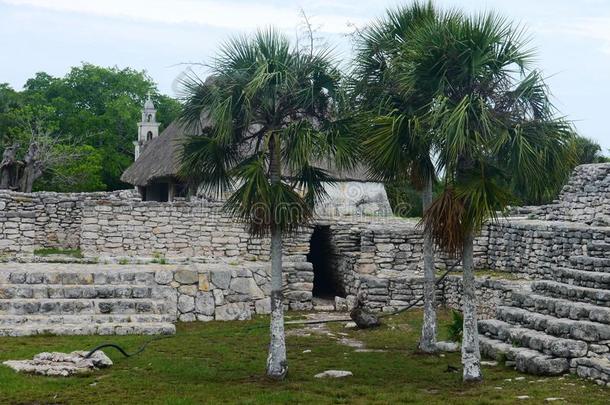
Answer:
84, 335, 175, 359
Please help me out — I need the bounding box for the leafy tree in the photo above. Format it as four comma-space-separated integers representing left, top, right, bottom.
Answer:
398, 12, 575, 381
573, 136, 608, 164
0, 64, 181, 191
180, 29, 356, 380
349, 2, 441, 353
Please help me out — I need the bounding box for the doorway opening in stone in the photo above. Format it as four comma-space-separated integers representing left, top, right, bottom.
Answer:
307, 225, 344, 301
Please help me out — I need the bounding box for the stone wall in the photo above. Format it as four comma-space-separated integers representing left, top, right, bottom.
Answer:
154, 261, 315, 322
79, 197, 312, 261
532, 163, 610, 226
0, 190, 137, 255
482, 218, 610, 276
356, 273, 521, 319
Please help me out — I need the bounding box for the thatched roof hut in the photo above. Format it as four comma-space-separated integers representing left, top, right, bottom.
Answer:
121, 121, 186, 188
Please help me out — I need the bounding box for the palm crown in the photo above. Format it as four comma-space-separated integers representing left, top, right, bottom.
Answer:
179, 29, 357, 236
394, 12, 576, 254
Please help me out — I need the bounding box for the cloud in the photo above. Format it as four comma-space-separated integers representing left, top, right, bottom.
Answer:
565, 18, 610, 54
0, 0, 365, 33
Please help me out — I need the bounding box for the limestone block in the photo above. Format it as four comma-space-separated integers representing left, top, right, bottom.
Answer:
210, 270, 231, 290
198, 273, 210, 291
229, 277, 264, 299
177, 295, 195, 313
255, 298, 271, 314
195, 292, 215, 316
174, 270, 198, 284
215, 302, 251, 321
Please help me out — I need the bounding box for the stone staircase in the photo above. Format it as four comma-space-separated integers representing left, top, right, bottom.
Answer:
0, 263, 176, 336
478, 249, 610, 385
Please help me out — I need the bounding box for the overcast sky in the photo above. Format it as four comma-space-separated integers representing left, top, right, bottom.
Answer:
1, 0, 609, 151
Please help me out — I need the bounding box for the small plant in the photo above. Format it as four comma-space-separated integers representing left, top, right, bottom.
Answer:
34, 248, 84, 259
446, 310, 463, 343
118, 258, 129, 265
151, 252, 168, 265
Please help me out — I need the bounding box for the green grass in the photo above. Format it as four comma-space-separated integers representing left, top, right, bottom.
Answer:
33, 248, 84, 258
0, 309, 607, 404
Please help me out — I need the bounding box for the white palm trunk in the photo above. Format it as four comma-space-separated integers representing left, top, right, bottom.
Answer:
461, 231, 482, 381
419, 176, 437, 353
266, 136, 287, 380
266, 226, 287, 379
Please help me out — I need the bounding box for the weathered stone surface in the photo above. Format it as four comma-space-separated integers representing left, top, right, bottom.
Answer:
177, 295, 195, 313
436, 341, 460, 352
3, 350, 112, 377
229, 277, 264, 299
154, 270, 173, 285
255, 298, 271, 314
174, 270, 198, 285
314, 370, 353, 378
195, 292, 215, 316
215, 302, 251, 321
210, 270, 231, 290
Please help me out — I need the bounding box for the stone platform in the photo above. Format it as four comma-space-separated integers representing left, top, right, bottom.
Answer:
0, 259, 313, 336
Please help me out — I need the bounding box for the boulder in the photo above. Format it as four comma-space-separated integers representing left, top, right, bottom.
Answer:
314, 370, 353, 378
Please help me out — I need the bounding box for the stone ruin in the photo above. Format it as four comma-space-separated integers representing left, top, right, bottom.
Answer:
0, 163, 610, 384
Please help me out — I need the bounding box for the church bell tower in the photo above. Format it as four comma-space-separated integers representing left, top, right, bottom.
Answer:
134, 93, 160, 160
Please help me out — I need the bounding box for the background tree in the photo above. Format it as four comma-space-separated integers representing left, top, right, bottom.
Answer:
0, 64, 180, 191
179, 29, 356, 380
349, 2, 441, 353
397, 12, 575, 381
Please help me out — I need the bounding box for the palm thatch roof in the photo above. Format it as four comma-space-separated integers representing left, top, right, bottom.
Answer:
121, 120, 372, 187
120, 121, 186, 187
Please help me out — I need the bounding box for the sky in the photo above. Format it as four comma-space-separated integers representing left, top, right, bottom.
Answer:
1, 0, 610, 151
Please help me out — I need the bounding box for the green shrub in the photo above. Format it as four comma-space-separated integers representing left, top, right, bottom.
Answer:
446, 310, 463, 342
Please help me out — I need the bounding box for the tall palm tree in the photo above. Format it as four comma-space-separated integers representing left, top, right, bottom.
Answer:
349, 2, 441, 353
397, 12, 575, 381
179, 29, 357, 380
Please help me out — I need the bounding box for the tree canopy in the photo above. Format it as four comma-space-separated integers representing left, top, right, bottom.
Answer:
0, 63, 180, 192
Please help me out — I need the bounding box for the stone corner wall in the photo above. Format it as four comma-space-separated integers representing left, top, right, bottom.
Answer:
0, 190, 138, 255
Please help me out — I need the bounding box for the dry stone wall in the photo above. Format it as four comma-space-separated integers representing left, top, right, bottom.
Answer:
532, 164, 610, 226
79, 198, 312, 261
156, 260, 315, 321
0, 190, 137, 255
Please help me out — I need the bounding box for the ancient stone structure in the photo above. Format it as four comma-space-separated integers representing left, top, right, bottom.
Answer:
1, 163, 610, 385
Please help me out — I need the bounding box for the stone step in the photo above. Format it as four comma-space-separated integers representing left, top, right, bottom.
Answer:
478, 319, 588, 358
545, 267, 610, 289
532, 280, 610, 305
0, 322, 176, 337
0, 269, 157, 286
496, 306, 610, 343
511, 291, 610, 325
0, 298, 174, 316
0, 284, 173, 300
569, 256, 610, 272
479, 335, 569, 375
0, 313, 177, 326
571, 357, 610, 385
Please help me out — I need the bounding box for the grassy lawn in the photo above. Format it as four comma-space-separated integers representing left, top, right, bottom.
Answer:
0, 309, 607, 404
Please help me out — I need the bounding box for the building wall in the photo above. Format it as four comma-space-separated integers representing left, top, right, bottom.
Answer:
0, 190, 138, 255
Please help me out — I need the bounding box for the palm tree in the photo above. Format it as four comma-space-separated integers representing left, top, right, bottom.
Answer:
397, 12, 575, 381
349, 2, 441, 353
179, 29, 357, 380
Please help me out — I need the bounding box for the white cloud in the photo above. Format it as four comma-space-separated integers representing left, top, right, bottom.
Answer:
0, 0, 365, 33
563, 18, 610, 54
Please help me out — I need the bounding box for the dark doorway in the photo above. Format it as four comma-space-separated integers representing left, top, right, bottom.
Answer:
307, 226, 343, 299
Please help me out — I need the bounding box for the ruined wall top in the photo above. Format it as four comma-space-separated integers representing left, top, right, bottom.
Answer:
534, 163, 610, 226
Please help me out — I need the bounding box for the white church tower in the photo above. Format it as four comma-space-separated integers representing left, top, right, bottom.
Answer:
134, 93, 160, 160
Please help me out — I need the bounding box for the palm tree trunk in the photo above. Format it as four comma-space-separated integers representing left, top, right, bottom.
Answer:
461, 231, 482, 382
419, 175, 437, 353
266, 135, 287, 380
